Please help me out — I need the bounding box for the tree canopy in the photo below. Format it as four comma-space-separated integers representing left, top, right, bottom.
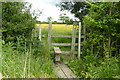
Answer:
57, 2, 90, 21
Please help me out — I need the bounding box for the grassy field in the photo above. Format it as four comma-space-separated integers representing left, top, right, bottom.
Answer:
35, 24, 74, 51
36, 24, 73, 35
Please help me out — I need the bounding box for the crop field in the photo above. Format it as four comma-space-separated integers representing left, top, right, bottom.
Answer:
35, 24, 73, 35
35, 24, 75, 50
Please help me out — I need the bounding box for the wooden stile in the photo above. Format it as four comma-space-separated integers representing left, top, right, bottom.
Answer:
54, 47, 61, 63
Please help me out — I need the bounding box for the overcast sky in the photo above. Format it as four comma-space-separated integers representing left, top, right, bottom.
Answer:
26, 0, 77, 22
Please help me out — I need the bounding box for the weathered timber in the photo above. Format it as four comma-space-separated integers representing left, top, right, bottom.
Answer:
51, 35, 84, 38
54, 47, 62, 54
59, 64, 78, 78
53, 64, 79, 79
48, 22, 52, 49
39, 24, 42, 41
51, 35, 71, 38
51, 51, 77, 54
54, 47, 61, 63
78, 22, 81, 58
52, 43, 78, 46
52, 64, 67, 78
71, 28, 76, 57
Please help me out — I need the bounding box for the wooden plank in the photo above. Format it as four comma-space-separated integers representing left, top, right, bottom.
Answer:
61, 51, 78, 54
51, 35, 72, 38
54, 47, 61, 63
54, 47, 62, 54
77, 35, 84, 38
78, 22, 81, 58
52, 43, 78, 46
39, 24, 42, 41
61, 51, 71, 54
59, 64, 78, 78
55, 55, 60, 62
51, 51, 78, 54
71, 28, 76, 57
43, 35, 84, 38
52, 64, 67, 78
48, 22, 52, 49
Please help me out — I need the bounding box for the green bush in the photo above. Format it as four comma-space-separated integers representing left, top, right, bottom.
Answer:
67, 55, 120, 78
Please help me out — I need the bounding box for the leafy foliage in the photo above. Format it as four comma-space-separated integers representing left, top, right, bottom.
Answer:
2, 2, 36, 43
83, 2, 120, 58
59, 13, 70, 23
2, 2, 56, 78
58, 2, 120, 78
67, 55, 120, 78
57, 2, 90, 20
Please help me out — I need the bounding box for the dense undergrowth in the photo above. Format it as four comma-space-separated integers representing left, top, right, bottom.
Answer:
2, 39, 56, 78
66, 54, 120, 78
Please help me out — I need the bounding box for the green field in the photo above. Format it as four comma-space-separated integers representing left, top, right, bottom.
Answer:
35, 23, 75, 49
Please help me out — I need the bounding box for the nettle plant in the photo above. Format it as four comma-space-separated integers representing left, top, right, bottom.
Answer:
32, 37, 44, 54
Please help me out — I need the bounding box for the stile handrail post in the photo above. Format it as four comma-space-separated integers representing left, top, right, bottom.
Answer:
39, 24, 42, 41
48, 22, 52, 49
71, 27, 76, 57
78, 22, 81, 58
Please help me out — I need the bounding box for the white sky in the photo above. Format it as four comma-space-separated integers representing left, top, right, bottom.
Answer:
26, 0, 77, 22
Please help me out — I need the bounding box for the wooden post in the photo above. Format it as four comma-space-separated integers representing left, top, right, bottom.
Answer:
71, 27, 76, 57
78, 22, 81, 58
48, 22, 52, 49
54, 47, 61, 64
39, 24, 42, 41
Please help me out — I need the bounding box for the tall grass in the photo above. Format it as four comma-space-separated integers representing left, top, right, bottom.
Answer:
2, 40, 57, 78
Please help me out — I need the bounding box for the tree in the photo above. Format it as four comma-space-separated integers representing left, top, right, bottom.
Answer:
47, 16, 52, 22
2, 2, 36, 43
83, 2, 120, 58
58, 13, 70, 23
57, 2, 90, 21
